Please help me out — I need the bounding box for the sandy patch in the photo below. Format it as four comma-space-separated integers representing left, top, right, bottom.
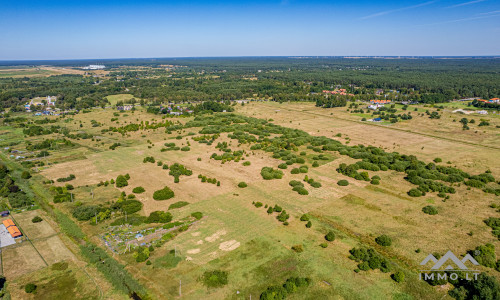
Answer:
205, 229, 227, 242
185, 256, 193, 261
187, 248, 200, 254
219, 240, 240, 251
191, 232, 201, 237
196, 240, 203, 245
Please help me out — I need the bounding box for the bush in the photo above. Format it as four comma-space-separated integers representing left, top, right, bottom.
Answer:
32, 216, 43, 223
370, 179, 380, 185
180, 146, 190, 151
115, 175, 128, 188
300, 214, 310, 221
407, 188, 422, 197
422, 205, 438, 215
292, 186, 309, 195
278, 163, 288, 169
337, 180, 349, 186
153, 186, 175, 200
168, 201, 189, 210
201, 270, 228, 288
375, 235, 392, 247
132, 186, 145, 193
21, 171, 31, 179
434, 158, 442, 163
291, 245, 304, 253
25, 283, 37, 293
306, 221, 312, 228
325, 231, 335, 241
320, 242, 328, 248
242, 161, 251, 166
191, 212, 203, 220
261, 167, 283, 180
312, 161, 319, 168
146, 211, 172, 223
238, 182, 247, 188
391, 271, 405, 283
291, 168, 300, 174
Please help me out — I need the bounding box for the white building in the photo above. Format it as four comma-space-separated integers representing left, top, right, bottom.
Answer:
83, 65, 106, 70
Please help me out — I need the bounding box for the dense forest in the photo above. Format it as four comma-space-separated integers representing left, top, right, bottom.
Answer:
0, 57, 499, 111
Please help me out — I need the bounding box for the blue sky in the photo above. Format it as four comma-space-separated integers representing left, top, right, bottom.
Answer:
0, 0, 499, 60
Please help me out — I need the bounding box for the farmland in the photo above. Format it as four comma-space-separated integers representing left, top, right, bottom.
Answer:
0, 58, 499, 299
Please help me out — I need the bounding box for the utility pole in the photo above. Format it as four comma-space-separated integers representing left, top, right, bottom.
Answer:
179, 280, 182, 297
70, 193, 73, 202
95, 211, 97, 225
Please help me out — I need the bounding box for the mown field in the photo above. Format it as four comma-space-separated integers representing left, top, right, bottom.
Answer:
1, 101, 499, 299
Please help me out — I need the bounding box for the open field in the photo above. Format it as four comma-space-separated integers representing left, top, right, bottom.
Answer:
1, 100, 499, 299
0, 66, 109, 78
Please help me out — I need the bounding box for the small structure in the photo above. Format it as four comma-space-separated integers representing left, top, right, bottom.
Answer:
476, 110, 488, 115
370, 99, 391, 104
83, 64, 106, 70
373, 117, 382, 122
368, 104, 384, 110
0, 211, 10, 217
2, 219, 22, 239
117, 105, 133, 111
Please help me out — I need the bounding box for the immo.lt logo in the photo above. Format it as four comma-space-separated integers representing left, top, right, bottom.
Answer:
419, 250, 480, 281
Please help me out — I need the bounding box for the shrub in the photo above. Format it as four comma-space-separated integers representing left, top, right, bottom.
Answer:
254, 202, 263, 208
300, 214, 310, 221
117, 200, 143, 214
320, 242, 328, 248
407, 188, 422, 197
261, 167, 284, 180
201, 270, 228, 288
25, 283, 37, 293
238, 182, 247, 188
291, 168, 300, 174
291, 245, 303, 253
306, 221, 312, 228
434, 158, 442, 163
391, 271, 405, 283
337, 180, 349, 186
115, 175, 128, 188
132, 186, 145, 193
191, 212, 203, 220
21, 171, 31, 179
422, 205, 438, 215
278, 163, 288, 169
153, 186, 175, 200
242, 161, 251, 166
146, 211, 172, 223
370, 179, 380, 185
168, 201, 189, 210
325, 231, 335, 241
180, 146, 190, 151
375, 235, 392, 247
312, 161, 319, 167
32, 216, 43, 223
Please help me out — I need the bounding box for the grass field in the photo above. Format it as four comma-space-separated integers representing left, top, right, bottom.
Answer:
105, 94, 136, 105
2, 101, 499, 299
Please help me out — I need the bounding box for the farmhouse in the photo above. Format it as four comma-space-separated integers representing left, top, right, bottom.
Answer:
368, 104, 384, 110
478, 98, 500, 104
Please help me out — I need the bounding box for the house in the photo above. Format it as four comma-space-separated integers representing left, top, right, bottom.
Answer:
0, 211, 9, 217
476, 110, 488, 115
370, 100, 391, 104
3, 219, 15, 228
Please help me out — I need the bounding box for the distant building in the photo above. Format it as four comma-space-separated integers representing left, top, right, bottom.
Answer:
370, 99, 391, 104
117, 105, 133, 111
476, 110, 488, 115
83, 65, 106, 70
3, 219, 22, 238
368, 104, 384, 110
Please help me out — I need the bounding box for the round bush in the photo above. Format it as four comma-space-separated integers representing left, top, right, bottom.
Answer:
300, 214, 310, 221
370, 179, 380, 185
337, 180, 349, 186
391, 271, 405, 283
375, 235, 392, 247
132, 186, 145, 193
325, 231, 335, 242
407, 188, 422, 197
25, 283, 37, 293
31, 216, 43, 223
238, 182, 247, 188
422, 205, 438, 215
153, 186, 175, 200
278, 163, 288, 169
115, 175, 128, 188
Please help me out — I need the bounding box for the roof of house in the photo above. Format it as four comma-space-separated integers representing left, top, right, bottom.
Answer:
7, 225, 21, 238
3, 219, 15, 228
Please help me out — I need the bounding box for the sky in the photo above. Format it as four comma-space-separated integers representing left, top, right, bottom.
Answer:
0, 0, 499, 60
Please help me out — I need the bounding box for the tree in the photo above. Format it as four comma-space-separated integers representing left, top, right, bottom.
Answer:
337, 180, 349, 186
21, 171, 31, 179
238, 182, 247, 188
422, 205, 438, 215
32, 216, 43, 223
